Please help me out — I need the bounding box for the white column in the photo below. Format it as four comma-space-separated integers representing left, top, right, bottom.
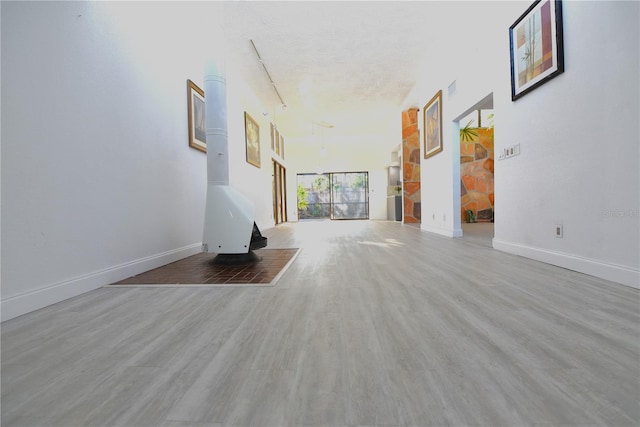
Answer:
204, 62, 228, 185
204, 3, 228, 185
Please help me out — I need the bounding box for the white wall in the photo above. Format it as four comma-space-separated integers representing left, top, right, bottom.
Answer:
494, 1, 639, 288
226, 64, 279, 230
1, 1, 277, 321
402, 1, 639, 287
0, 0, 3, 315
286, 131, 399, 221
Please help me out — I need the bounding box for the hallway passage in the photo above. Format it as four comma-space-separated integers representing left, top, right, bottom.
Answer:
2, 221, 639, 426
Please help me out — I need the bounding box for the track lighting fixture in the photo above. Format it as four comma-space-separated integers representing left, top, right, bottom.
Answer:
250, 39, 288, 110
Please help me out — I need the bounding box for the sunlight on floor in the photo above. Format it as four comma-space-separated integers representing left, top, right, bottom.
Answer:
295, 219, 370, 240
357, 238, 404, 248
293, 220, 373, 259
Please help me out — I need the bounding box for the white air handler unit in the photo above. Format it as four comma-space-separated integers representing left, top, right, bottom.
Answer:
201, 56, 266, 265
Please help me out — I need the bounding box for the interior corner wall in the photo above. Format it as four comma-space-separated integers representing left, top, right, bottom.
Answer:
1, 1, 216, 321
494, 1, 640, 288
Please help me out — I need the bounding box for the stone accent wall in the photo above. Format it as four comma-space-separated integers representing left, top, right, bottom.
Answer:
461, 128, 494, 222
402, 108, 421, 223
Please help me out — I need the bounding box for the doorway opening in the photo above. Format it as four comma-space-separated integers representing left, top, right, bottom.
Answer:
455, 93, 494, 246
272, 160, 287, 225
297, 172, 369, 220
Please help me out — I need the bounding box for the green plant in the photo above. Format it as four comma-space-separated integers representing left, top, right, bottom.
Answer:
486, 113, 494, 129
460, 120, 479, 142
466, 209, 476, 223
352, 174, 367, 189
487, 113, 495, 142
297, 184, 309, 211
312, 175, 329, 191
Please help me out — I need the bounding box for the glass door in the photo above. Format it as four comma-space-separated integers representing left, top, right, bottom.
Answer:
297, 173, 331, 220
297, 172, 369, 220
331, 172, 369, 220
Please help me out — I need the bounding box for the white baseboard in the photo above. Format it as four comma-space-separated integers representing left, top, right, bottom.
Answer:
492, 239, 639, 289
420, 223, 464, 238
1, 243, 203, 322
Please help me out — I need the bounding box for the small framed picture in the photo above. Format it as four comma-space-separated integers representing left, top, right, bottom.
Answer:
280, 135, 285, 159
187, 79, 206, 152
270, 123, 275, 151
423, 90, 443, 159
245, 112, 261, 168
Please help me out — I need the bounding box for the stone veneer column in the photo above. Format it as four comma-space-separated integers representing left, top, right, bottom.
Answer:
460, 128, 494, 222
402, 108, 421, 223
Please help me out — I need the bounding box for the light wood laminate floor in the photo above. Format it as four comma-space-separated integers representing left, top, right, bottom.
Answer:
2, 220, 639, 426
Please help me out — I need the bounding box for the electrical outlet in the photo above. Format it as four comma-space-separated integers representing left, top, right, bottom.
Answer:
555, 224, 563, 238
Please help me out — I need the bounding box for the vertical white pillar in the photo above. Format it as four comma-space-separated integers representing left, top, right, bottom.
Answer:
204, 62, 228, 185
204, 4, 228, 186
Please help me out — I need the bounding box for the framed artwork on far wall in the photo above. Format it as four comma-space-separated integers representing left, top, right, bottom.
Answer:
270, 122, 276, 151
509, 0, 564, 101
280, 134, 285, 159
423, 90, 443, 159
245, 112, 261, 168
187, 79, 206, 152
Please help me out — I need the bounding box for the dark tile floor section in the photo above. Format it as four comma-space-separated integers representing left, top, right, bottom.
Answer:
111, 248, 299, 286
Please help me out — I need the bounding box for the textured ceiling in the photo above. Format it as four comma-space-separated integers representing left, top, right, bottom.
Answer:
223, 1, 448, 140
